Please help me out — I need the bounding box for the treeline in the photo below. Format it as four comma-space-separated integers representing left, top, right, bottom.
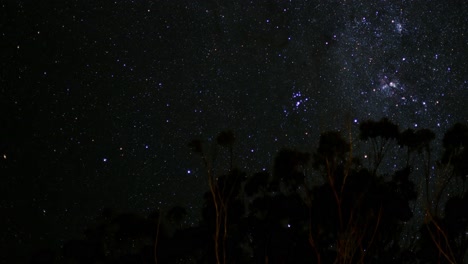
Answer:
31, 119, 467, 264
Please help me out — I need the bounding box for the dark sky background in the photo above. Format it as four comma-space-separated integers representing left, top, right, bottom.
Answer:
1, 0, 467, 261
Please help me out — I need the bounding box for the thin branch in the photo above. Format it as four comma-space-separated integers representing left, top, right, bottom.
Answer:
154, 213, 161, 264
425, 211, 457, 264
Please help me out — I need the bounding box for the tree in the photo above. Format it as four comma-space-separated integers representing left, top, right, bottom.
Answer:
359, 118, 399, 175
306, 122, 419, 263
442, 123, 468, 187
189, 130, 245, 264
50, 118, 468, 263
398, 128, 435, 208
167, 206, 187, 229
417, 122, 468, 264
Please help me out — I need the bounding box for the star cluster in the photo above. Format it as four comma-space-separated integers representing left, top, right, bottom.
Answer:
1, 0, 466, 261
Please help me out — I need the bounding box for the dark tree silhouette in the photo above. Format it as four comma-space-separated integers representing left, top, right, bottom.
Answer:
217, 131, 236, 170
398, 128, 436, 208
442, 123, 468, 186
359, 118, 399, 174
399, 128, 435, 165
190, 130, 246, 264
48, 119, 468, 264
167, 206, 187, 228
417, 122, 468, 264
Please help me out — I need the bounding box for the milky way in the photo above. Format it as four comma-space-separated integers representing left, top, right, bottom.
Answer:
1, 1, 467, 260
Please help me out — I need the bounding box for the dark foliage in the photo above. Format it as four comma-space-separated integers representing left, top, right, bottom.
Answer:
399, 128, 435, 153
442, 123, 468, 183
216, 131, 236, 147
359, 118, 399, 141
44, 120, 467, 264
313, 131, 350, 170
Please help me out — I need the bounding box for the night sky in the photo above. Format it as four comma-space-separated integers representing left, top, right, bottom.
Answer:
1, 0, 467, 261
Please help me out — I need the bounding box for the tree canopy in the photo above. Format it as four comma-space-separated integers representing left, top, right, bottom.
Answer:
32, 120, 468, 264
